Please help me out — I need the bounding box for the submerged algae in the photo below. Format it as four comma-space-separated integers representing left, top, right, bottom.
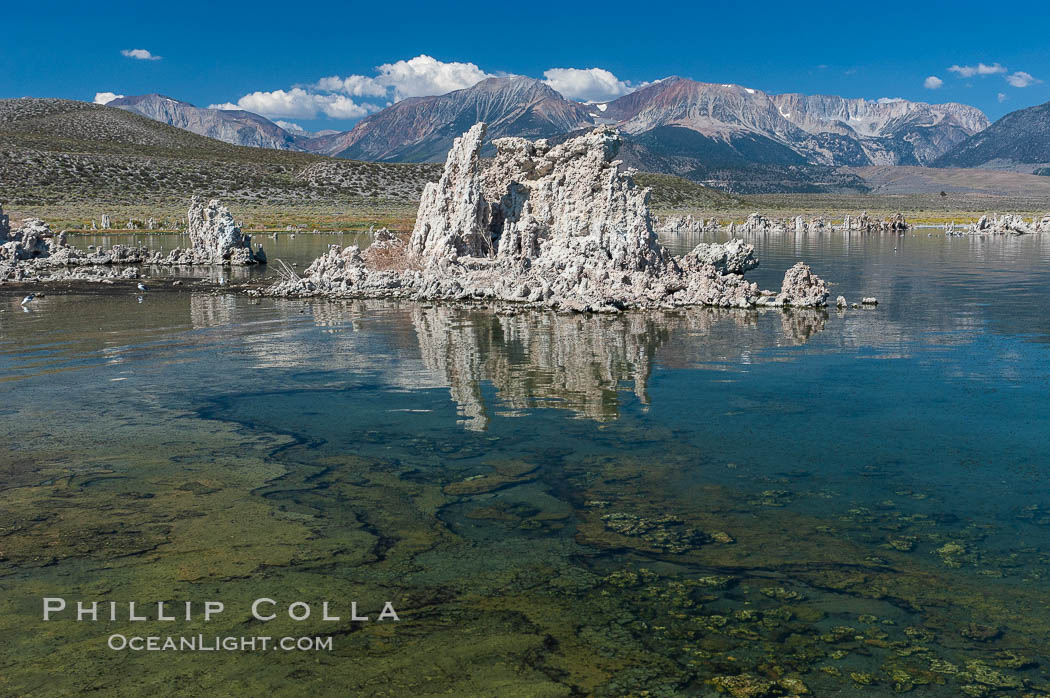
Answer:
3, 295, 1050, 696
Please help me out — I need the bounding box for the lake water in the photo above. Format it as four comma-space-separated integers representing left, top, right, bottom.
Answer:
3, 230, 1050, 695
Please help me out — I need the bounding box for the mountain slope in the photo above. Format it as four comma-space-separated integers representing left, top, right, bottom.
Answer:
311, 76, 595, 162
770, 93, 987, 165
933, 100, 1050, 172
108, 94, 304, 150
632, 172, 744, 209
601, 78, 987, 167
0, 98, 440, 210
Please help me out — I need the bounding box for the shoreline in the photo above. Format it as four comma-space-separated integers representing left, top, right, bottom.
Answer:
0, 277, 268, 297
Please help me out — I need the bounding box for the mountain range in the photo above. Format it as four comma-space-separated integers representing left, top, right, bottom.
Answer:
308, 77, 988, 171
933, 100, 1050, 174
98, 78, 1050, 192
109, 94, 307, 151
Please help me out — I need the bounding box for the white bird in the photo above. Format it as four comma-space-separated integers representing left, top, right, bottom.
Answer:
137, 296, 144, 303
137, 283, 148, 292
21, 293, 35, 305
218, 276, 227, 285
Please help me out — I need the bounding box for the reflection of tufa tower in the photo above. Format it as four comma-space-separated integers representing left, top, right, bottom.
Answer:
409, 308, 649, 430
412, 305, 667, 430
209, 298, 829, 432
411, 305, 830, 430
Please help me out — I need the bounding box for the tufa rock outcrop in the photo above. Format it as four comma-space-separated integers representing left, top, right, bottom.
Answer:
0, 217, 154, 282
967, 213, 1050, 235
722, 212, 904, 235
739, 213, 785, 234
0, 218, 56, 261
679, 239, 758, 276
841, 212, 908, 233
409, 123, 492, 260
2, 198, 266, 283
270, 123, 828, 311
156, 197, 265, 265
769, 262, 830, 307
657, 214, 716, 235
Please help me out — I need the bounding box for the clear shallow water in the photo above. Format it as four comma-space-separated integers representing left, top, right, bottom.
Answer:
3, 231, 1050, 695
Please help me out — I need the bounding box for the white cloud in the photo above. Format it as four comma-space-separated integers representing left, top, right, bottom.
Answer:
923, 76, 944, 89
1006, 71, 1039, 88
316, 74, 387, 98
998, 92, 1008, 103
542, 67, 632, 101
216, 55, 497, 123
876, 97, 905, 104
319, 95, 374, 119
93, 92, 124, 105
274, 120, 308, 134
317, 55, 495, 102
121, 48, 161, 61
944, 62, 1039, 88
375, 55, 494, 99
213, 56, 650, 124
209, 88, 375, 120
948, 62, 1006, 78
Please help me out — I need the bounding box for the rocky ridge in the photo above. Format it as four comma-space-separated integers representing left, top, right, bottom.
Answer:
108, 94, 304, 150
934, 99, 1050, 172
268, 123, 830, 311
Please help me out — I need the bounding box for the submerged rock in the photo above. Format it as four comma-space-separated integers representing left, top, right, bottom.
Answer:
269, 123, 828, 311
709, 673, 809, 697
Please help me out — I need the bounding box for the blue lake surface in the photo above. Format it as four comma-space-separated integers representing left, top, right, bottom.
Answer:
2, 229, 1050, 695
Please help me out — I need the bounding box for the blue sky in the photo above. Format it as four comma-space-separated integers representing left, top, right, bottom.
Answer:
3, 0, 1048, 132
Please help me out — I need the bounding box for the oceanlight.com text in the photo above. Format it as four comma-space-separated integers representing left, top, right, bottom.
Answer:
107, 634, 334, 652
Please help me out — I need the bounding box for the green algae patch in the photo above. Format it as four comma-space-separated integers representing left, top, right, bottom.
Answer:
442, 460, 540, 496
